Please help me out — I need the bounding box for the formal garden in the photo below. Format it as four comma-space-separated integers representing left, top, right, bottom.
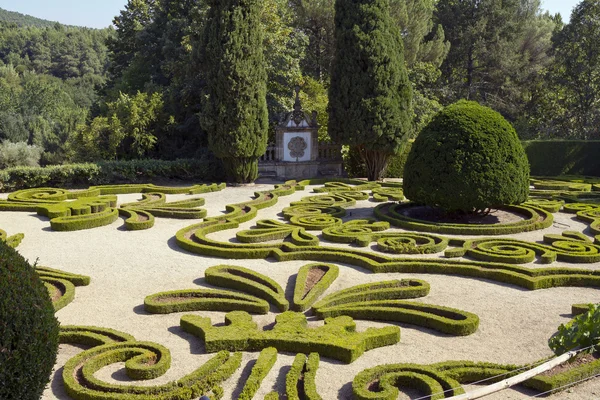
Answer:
2, 0, 600, 399
2, 98, 600, 399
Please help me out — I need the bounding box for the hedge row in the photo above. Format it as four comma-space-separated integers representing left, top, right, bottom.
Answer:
522, 140, 600, 176
352, 356, 600, 399
371, 187, 405, 202
374, 202, 553, 235
236, 219, 319, 247
36, 266, 90, 311
313, 280, 430, 310
238, 347, 278, 400
59, 325, 136, 347
63, 342, 241, 400
0, 158, 223, 192
292, 263, 339, 312
144, 289, 270, 314
205, 265, 289, 312
446, 231, 600, 264
352, 363, 464, 400
180, 310, 400, 364
286, 353, 322, 400
174, 181, 600, 292
316, 300, 480, 336
177, 217, 600, 291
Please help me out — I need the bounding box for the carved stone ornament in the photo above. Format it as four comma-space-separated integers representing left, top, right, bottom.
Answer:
288, 136, 307, 160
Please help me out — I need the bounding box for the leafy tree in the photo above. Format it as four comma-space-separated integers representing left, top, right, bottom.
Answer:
549, 0, 600, 139
328, 0, 413, 181
434, 0, 555, 127
72, 91, 163, 160
200, 0, 269, 183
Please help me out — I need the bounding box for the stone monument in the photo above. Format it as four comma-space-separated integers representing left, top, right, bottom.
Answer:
258, 86, 343, 180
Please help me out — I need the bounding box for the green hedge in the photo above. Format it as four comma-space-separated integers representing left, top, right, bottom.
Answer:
144, 289, 270, 314
0, 157, 223, 192
181, 310, 400, 364
286, 353, 322, 400
374, 202, 553, 235
446, 232, 600, 265
352, 363, 464, 400
59, 325, 136, 347
205, 265, 289, 312
292, 263, 339, 311
315, 300, 479, 336
238, 347, 278, 400
523, 140, 600, 176
63, 343, 241, 400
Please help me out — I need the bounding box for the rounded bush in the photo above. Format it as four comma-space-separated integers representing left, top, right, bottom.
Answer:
0, 241, 60, 399
403, 100, 529, 213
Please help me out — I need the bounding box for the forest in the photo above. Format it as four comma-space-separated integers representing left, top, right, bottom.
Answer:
0, 0, 599, 170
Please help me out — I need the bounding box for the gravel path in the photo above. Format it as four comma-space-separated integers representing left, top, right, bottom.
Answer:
1, 183, 598, 400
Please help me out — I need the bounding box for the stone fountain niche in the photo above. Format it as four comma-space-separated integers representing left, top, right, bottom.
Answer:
258, 87, 343, 180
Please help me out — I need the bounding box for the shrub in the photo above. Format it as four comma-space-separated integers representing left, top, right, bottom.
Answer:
403, 100, 530, 213
549, 304, 600, 355
523, 140, 600, 176
0, 240, 60, 400
0, 141, 42, 168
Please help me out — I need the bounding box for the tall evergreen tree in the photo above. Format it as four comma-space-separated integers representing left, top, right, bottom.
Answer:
328, 0, 413, 181
200, 0, 268, 183
550, 0, 600, 139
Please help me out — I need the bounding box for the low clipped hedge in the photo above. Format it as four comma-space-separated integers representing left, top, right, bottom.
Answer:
0, 157, 224, 192
352, 363, 464, 400
205, 265, 289, 312
59, 325, 136, 347
181, 310, 400, 364
446, 232, 600, 265
374, 202, 553, 235
238, 347, 278, 400
286, 353, 322, 400
292, 263, 339, 311
315, 300, 480, 336
144, 288, 270, 314
63, 343, 241, 400
0, 240, 60, 400
523, 140, 600, 177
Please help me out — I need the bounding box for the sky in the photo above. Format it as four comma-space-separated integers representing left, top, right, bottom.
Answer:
0, 0, 583, 29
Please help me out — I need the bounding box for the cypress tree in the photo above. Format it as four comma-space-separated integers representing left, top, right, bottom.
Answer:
328, 0, 413, 181
201, 0, 269, 183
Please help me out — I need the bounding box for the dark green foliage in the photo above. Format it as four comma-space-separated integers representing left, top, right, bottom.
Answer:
328, 0, 412, 181
0, 157, 223, 192
0, 240, 60, 400
523, 141, 600, 176
201, 0, 268, 183
403, 100, 530, 213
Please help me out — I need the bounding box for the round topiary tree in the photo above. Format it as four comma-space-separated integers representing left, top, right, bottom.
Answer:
0, 241, 59, 399
403, 100, 529, 213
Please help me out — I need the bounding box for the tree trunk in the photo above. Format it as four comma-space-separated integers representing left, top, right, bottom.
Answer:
359, 146, 391, 181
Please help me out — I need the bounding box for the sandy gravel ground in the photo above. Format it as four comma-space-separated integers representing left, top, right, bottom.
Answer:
1, 183, 599, 400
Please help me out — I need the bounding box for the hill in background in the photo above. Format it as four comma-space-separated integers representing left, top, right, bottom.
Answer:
0, 7, 66, 28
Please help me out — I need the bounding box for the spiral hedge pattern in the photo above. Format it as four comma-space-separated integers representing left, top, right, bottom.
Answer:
0, 183, 223, 231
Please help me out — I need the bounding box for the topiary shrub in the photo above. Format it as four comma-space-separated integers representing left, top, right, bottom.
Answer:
0, 241, 60, 399
403, 100, 530, 213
